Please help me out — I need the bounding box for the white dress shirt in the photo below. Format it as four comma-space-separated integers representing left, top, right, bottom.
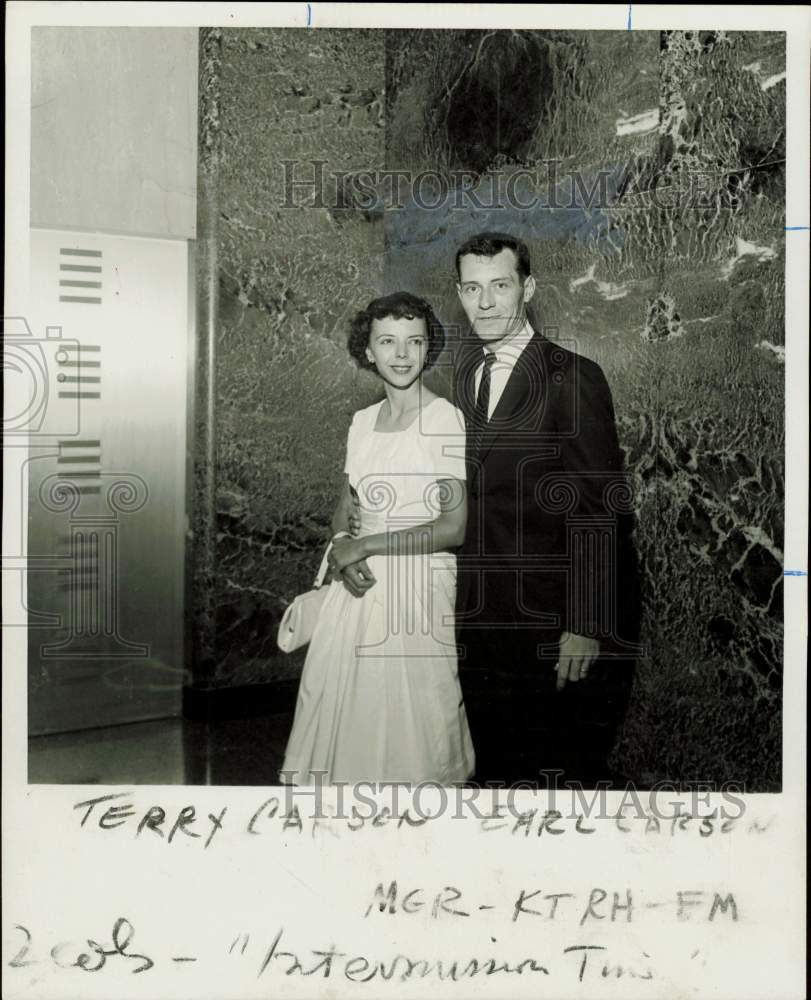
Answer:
473, 322, 535, 420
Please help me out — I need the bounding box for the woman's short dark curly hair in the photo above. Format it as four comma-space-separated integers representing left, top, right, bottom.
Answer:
348, 291, 446, 373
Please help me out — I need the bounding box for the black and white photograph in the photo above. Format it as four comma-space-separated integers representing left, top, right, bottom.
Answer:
19, 18, 789, 792
3, 4, 808, 999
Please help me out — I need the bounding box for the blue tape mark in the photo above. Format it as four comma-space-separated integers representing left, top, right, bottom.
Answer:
627, 3, 632, 29
306, 2, 312, 26
784, 570, 807, 576
785, 226, 810, 231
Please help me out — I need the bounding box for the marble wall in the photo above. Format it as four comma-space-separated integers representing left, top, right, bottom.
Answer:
193, 28, 784, 789
192, 28, 386, 689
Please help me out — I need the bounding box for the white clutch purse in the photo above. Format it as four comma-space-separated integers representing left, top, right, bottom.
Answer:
277, 544, 333, 653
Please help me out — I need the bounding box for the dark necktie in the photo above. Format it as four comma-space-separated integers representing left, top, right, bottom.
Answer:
471, 351, 496, 453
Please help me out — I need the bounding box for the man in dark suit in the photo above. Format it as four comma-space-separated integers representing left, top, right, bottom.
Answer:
452, 232, 640, 788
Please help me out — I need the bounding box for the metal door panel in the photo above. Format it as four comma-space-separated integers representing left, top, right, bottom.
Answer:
27, 228, 189, 735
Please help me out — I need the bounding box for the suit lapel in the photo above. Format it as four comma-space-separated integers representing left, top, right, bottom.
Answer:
475, 331, 548, 468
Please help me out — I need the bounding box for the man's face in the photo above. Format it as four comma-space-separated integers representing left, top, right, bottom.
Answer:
456, 248, 536, 347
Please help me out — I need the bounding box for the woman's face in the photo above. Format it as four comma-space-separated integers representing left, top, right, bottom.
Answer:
365, 315, 428, 389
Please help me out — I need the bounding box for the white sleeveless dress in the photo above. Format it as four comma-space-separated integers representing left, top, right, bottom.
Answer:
281, 397, 475, 785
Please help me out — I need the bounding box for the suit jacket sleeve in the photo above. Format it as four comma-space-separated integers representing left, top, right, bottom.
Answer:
557, 356, 625, 637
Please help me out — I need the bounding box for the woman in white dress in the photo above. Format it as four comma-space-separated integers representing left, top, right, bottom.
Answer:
281, 292, 475, 786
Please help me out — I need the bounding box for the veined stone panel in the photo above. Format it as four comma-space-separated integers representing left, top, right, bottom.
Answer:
194, 28, 385, 688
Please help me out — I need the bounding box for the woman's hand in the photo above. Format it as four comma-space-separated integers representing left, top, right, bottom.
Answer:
328, 536, 376, 598
328, 536, 367, 574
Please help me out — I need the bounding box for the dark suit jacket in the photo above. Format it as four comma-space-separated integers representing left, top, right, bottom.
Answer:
453, 329, 639, 659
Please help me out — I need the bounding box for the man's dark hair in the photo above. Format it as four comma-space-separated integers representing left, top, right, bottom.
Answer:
455, 231, 532, 282
348, 291, 446, 372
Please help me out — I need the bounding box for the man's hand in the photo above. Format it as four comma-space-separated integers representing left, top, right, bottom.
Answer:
554, 631, 599, 690
347, 485, 362, 537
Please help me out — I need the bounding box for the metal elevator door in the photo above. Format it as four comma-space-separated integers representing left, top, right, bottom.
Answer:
26, 228, 191, 735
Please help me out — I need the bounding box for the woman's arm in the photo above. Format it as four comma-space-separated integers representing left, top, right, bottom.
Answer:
329, 478, 467, 572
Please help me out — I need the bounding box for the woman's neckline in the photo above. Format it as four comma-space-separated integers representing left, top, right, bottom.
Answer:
372, 395, 442, 434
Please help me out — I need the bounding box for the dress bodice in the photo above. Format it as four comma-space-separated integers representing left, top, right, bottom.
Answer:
344, 398, 467, 539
